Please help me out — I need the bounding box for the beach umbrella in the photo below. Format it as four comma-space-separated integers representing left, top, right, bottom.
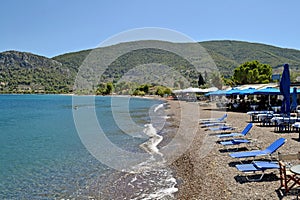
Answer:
205, 87, 243, 96
291, 87, 298, 111
254, 87, 281, 106
204, 88, 239, 96
238, 88, 257, 95
280, 64, 291, 116
253, 87, 281, 95
182, 87, 203, 93
201, 87, 218, 93
290, 87, 300, 94
172, 89, 183, 94
224, 88, 243, 96
205, 89, 226, 96
237, 88, 256, 101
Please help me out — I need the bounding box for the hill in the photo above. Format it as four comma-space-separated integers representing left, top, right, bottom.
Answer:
200, 40, 300, 75
1, 40, 300, 93
0, 51, 75, 93
54, 40, 300, 80
53, 41, 215, 90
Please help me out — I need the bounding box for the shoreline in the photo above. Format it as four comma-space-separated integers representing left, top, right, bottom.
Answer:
165, 99, 300, 199
0, 93, 167, 99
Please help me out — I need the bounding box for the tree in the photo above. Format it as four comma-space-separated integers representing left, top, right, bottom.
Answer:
155, 86, 172, 97
105, 82, 114, 94
133, 90, 145, 96
139, 84, 150, 94
164, 87, 172, 95
222, 77, 235, 86
96, 83, 107, 95
198, 73, 206, 86
233, 60, 272, 84
96, 82, 114, 95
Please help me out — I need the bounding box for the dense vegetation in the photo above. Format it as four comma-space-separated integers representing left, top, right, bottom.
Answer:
0, 51, 75, 93
200, 40, 300, 76
232, 60, 273, 84
100, 48, 199, 86
94, 82, 172, 97
1, 40, 300, 94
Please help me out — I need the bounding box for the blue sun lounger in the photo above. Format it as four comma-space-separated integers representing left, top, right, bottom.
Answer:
235, 161, 279, 181
229, 138, 286, 159
209, 125, 235, 132
216, 123, 253, 139
202, 122, 226, 127
220, 138, 251, 146
200, 114, 227, 124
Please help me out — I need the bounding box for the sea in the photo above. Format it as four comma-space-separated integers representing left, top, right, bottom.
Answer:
0, 94, 178, 200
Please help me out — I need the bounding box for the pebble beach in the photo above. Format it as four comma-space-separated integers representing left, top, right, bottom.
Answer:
165, 100, 300, 200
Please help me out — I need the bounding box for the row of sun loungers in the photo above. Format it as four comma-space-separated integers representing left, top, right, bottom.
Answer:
200, 113, 300, 196
232, 137, 286, 181
200, 114, 287, 181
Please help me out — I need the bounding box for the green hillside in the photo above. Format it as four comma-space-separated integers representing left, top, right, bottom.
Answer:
1, 40, 300, 93
200, 40, 300, 75
53, 41, 218, 91
0, 51, 75, 93
54, 40, 300, 79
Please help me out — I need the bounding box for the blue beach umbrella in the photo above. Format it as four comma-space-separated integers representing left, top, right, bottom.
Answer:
205, 90, 226, 96
290, 87, 300, 94
205, 88, 239, 96
224, 88, 242, 95
280, 64, 291, 116
253, 87, 281, 106
238, 88, 257, 95
291, 87, 298, 111
253, 87, 281, 95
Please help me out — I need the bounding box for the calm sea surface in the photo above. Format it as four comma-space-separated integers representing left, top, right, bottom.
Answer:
0, 95, 176, 199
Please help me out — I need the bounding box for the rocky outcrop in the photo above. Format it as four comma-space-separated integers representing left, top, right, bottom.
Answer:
0, 51, 62, 69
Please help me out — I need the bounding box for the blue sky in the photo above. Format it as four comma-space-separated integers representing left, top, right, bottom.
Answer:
1, 0, 300, 57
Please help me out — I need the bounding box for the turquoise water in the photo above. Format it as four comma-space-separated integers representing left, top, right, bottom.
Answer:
0, 95, 173, 199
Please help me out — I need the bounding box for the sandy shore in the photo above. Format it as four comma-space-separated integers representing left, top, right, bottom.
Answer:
165, 100, 300, 199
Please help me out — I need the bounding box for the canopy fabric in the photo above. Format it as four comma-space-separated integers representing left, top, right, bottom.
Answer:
206, 87, 257, 96
280, 64, 291, 115
181, 87, 203, 93
172, 89, 183, 93
290, 88, 300, 93
253, 87, 281, 95
205, 88, 240, 96
174, 87, 219, 94
238, 88, 257, 95
201, 87, 218, 93
291, 87, 298, 111
224, 88, 243, 95
205, 89, 227, 96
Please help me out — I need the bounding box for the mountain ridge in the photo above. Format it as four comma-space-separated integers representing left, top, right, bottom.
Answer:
1, 40, 300, 93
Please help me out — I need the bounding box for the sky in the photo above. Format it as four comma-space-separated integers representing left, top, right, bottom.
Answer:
1, 0, 300, 58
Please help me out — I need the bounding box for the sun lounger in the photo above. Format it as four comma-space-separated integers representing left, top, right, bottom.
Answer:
220, 138, 250, 146
208, 125, 235, 132
216, 123, 253, 139
235, 161, 279, 181
219, 138, 253, 152
201, 122, 227, 127
229, 138, 286, 160
200, 114, 227, 124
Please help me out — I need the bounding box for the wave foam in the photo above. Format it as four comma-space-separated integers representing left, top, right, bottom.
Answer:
154, 103, 164, 113
140, 124, 163, 157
